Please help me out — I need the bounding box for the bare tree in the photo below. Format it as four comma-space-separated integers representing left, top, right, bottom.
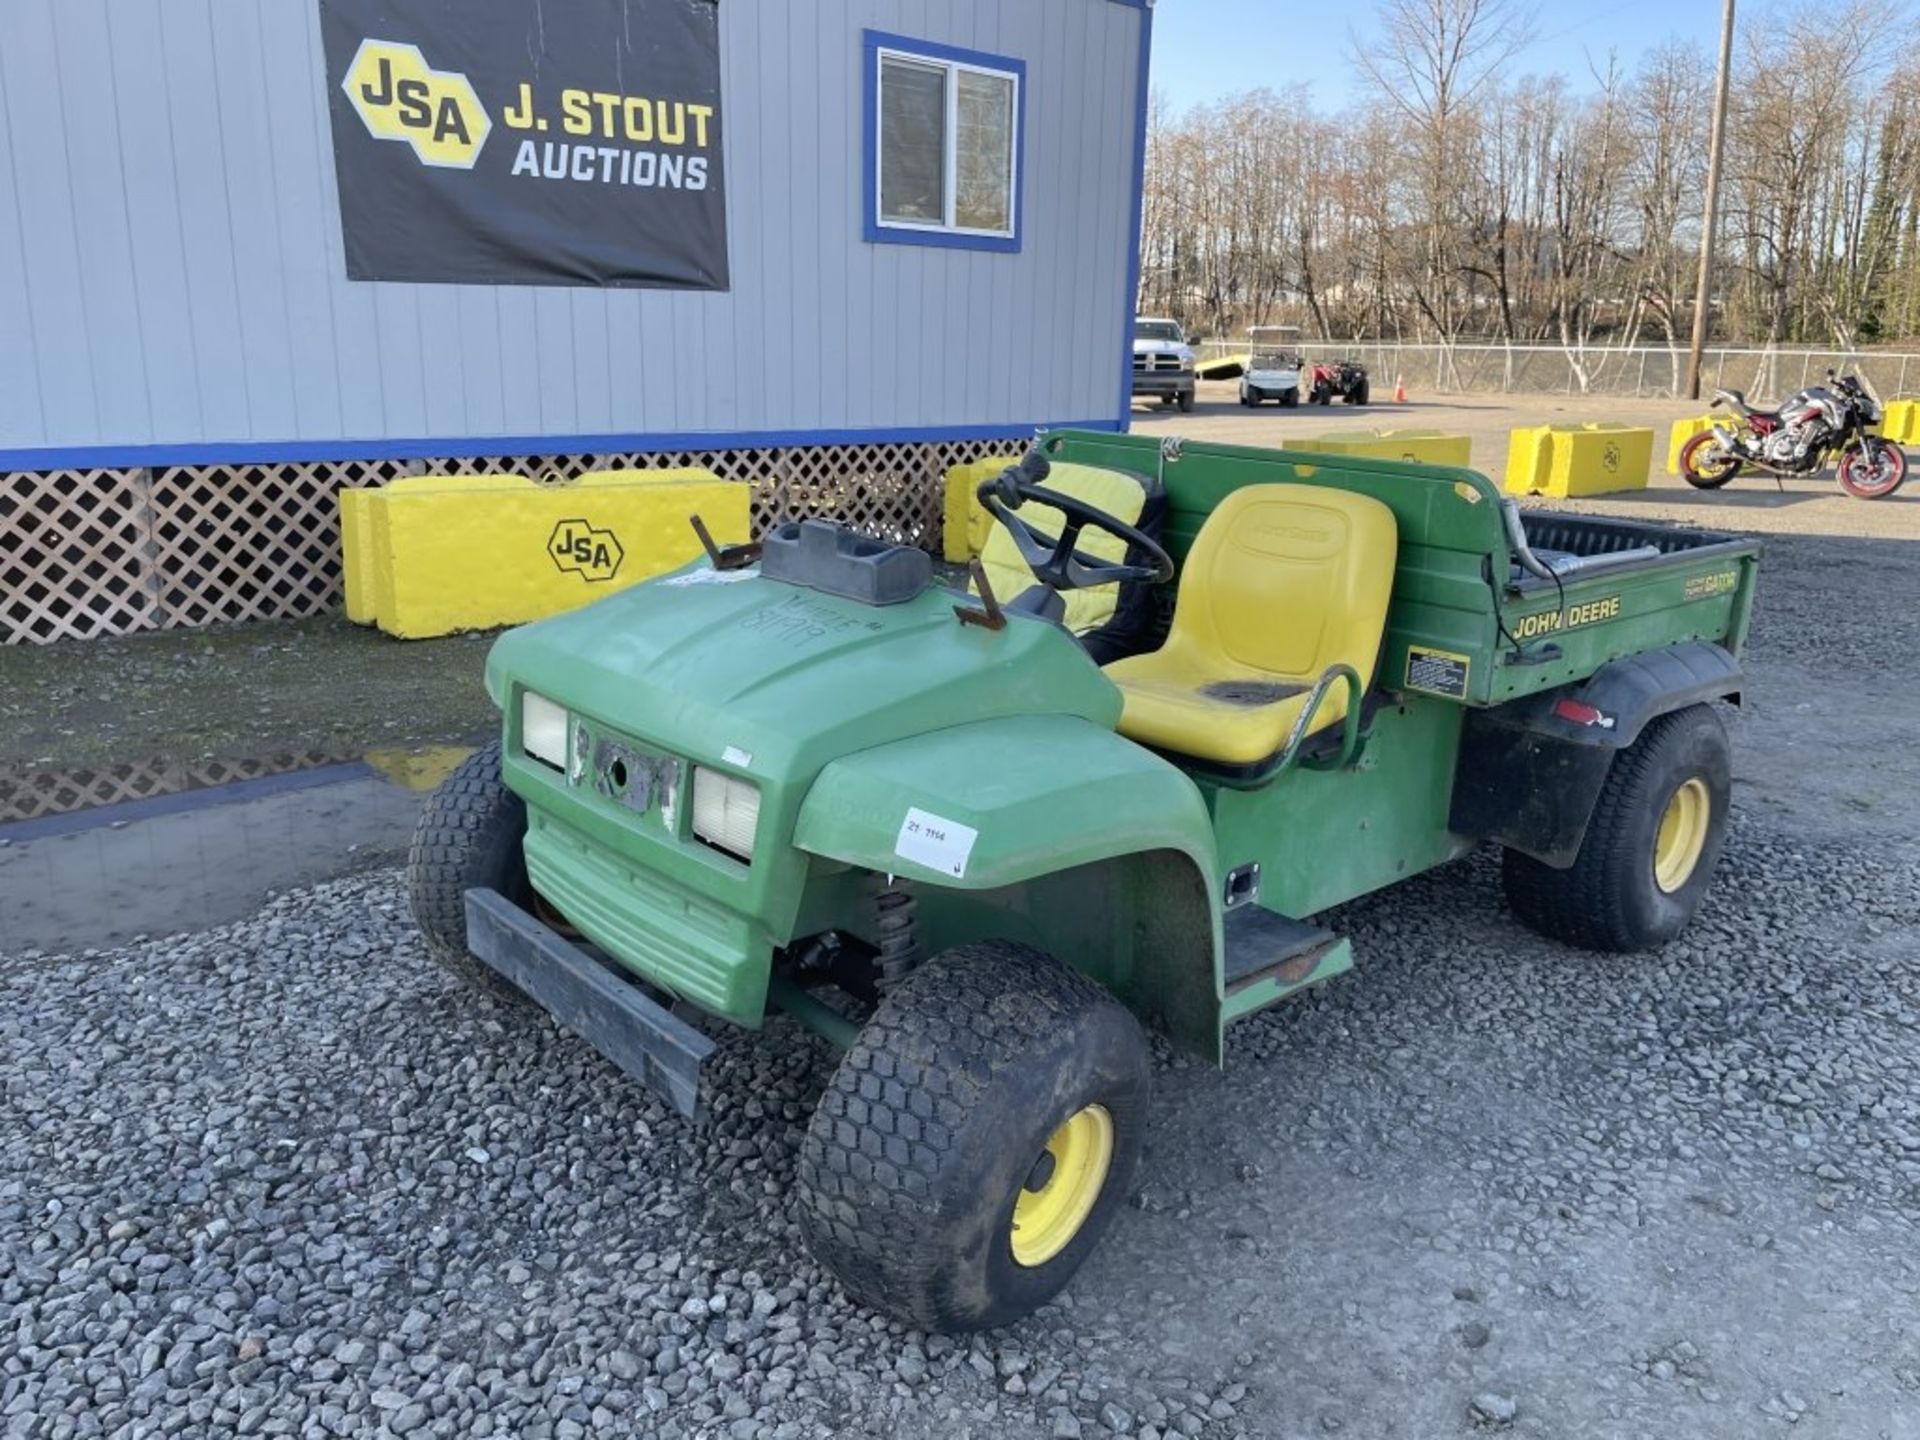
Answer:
1353, 0, 1538, 351
1135, 0, 1920, 352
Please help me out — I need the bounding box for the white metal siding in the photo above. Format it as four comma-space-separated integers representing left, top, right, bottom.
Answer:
0, 0, 1144, 459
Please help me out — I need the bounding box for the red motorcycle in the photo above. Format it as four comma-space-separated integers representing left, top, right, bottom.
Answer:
1679, 370, 1907, 499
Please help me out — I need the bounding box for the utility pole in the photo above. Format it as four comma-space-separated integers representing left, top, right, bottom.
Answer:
1686, 0, 1736, 401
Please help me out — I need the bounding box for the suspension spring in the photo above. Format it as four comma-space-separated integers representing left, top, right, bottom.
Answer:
872, 885, 921, 993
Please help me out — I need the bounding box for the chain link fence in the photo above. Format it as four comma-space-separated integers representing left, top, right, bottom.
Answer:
1192, 341, 1920, 402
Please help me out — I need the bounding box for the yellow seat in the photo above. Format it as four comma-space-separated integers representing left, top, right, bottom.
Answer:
975, 462, 1155, 635
1103, 484, 1397, 767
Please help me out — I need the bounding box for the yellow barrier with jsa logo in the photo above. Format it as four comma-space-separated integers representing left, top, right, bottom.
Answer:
342, 474, 531, 625
942, 456, 1022, 562
342, 468, 748, 638
1505, 423, 1654, 498
1284, 429, 1472, 467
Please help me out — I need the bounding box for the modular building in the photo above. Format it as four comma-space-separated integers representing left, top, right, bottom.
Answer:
0, 0, 1152, 643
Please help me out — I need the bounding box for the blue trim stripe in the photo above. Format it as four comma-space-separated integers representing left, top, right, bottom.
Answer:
0, 420, 1124, 471
1116, 3, 1155, 428
862, 29, 1025, 254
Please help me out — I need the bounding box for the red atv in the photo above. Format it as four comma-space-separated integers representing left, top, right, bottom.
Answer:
1308, 358, 1370, 406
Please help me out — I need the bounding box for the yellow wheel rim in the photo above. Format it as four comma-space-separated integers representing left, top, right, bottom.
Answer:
1653, 777, 1711, 893
1010, 1104, 1114, 1268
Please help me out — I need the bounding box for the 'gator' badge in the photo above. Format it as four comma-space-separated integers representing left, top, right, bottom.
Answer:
549, 519, 624, 582
1685, 570, 1739, 600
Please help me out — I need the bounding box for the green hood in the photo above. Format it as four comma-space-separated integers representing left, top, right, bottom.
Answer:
487, 566, 1123, 779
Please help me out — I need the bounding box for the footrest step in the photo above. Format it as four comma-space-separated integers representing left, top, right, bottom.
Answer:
1222, 906, 1338, 990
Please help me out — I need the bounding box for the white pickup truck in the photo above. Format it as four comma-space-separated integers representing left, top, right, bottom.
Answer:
1132, 317, 1196, 412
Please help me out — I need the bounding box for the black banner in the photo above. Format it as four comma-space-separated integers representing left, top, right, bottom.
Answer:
318, 0, 728, 290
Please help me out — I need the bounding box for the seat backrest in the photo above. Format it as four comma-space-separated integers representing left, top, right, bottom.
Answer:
977, 462, 1157, 635
1166, 483, 1397, 682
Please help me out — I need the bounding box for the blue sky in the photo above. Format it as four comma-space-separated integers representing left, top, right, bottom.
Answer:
1148, 0, 1725, 111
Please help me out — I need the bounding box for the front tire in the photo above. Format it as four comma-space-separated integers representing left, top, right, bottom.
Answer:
1176, 387, 1195, 413
1502, 705, 1732, 952
1239, 382, 1259, 407
1348, 378, 1370, 405
795, 941, 1149, 1332
1838, 438, 1907, 498
406, 741, 534, 1000
1280, 386, 1300, 408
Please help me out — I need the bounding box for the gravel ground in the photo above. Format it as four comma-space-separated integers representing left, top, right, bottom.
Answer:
6, 818, 1918, 1439
7, 442, 1920, 1437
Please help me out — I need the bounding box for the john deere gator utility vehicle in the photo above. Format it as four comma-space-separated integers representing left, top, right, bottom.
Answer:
409, 432, 1761, 1331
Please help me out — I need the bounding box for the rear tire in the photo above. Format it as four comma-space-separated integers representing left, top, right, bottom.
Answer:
1503, 706, 1731, 952
406, 741, 533, 1001
795, 941, 1149, 1332
1678, 431, 1741, 489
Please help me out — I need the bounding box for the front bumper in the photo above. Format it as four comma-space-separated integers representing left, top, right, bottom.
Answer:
1131, 370, 1194, 397
464, 887, 716, 1119
519, 807, 771, 1024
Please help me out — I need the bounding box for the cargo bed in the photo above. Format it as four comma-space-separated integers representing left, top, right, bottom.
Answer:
1490, 509, 1760, 704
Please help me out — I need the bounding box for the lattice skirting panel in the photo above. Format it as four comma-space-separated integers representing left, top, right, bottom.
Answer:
1, 438, 1014, 644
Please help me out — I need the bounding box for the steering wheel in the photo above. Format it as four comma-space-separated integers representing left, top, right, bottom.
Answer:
977, 450, 1175, 593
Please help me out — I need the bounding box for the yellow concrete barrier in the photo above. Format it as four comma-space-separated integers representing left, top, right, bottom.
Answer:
1287, 429, 1472, 467
1505, 423, 1654, 498
1882, 399, 1920, 444
346, 468, 746, 638
942, 456, 1021, 562
343, 475, 540, 624
1666, 416, 1719, 475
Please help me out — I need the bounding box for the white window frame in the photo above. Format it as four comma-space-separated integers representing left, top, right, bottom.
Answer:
872, 43, 1021, 242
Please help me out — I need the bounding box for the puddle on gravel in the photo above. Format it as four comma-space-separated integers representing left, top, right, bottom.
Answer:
0, 744, 475, 954
0, 745, 473, 826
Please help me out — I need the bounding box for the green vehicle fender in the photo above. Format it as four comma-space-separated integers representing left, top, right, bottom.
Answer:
792, 713, 1228, 1057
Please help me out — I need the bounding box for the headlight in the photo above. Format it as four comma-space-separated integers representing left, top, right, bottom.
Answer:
691, 766, 760, 861
521, 690, 569, 771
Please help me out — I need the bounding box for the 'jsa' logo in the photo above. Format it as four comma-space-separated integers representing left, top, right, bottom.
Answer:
549, 520, 625, 583
343, 39, 491, 169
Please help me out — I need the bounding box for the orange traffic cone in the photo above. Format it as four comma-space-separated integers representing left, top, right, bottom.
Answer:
1393, 374, 1407, 403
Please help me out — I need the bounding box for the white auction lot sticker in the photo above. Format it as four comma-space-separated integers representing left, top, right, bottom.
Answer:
893, 807, 978, 878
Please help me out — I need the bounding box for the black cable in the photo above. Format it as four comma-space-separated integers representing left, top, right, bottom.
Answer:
1488, 525, 1566, 659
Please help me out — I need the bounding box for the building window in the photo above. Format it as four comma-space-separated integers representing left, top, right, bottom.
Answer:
864, 31, 1023, 252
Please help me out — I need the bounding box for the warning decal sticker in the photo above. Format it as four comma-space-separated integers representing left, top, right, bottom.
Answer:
1405, 646, 1471, 699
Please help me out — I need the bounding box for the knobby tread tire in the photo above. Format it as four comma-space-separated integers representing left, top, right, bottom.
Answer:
795, 940, 1148, 1332
405, 740, 532, 1000
1503, 705, 1731, 952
